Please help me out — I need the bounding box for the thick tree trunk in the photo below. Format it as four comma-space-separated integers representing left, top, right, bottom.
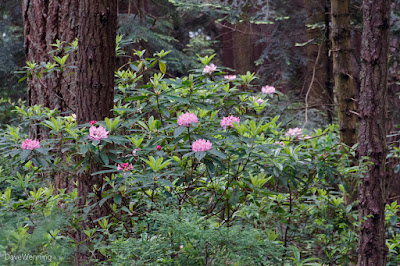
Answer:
357, 0, 390, 265
330, 0, 357, 147
23, 0, 79, 131
76, 1, 116, 124
23, 0, 79, 192
75, 0, 117, 264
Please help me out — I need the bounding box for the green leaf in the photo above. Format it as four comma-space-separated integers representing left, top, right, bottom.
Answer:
20, 150, 31, 161
91, 169, 118, 175
100, 153, 109, 165
183, 151, 195, 158
204, 159, 215, 178
114, 194, 122, 205
195, 151, 206, 161
80, 144, 89, 155
208, 149, 226, 159
99, 195, 112, 206
159, 61, 166, 74
158, 178, 173, 187
174, 126, 186, 138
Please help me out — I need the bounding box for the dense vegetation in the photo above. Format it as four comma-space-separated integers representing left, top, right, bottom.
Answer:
1, 0, 400, 265
0, 51, 397, 265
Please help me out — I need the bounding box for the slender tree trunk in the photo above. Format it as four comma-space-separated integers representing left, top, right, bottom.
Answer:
75, 0, 117, 264
304, 0, 332, 116
330, 0, 357, 147
232, 21, 254, 74
324, 0, 334, 124
357, 0, 390, 265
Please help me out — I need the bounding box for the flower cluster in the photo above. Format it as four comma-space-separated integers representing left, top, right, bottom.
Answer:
192, 139, 212, 152
299, 135, 312, 140
252, 96, 264, 104
88, 125, 109, 140
89, 120, 97, 125
224, 75, 236, 81
203, 64, 217, 74
177, 112, 198, 127
220, 116, 240, 129
117, 162, 133, 172
21, 139, 40, 150
285, 127, 302, 137
261, 85, 275, 94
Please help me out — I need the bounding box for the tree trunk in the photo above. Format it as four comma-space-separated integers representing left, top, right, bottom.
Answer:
23, 0, 79, 192
232, 21, 254, 74
76, 0, 116, 124
75, 0, 117, 263
357, 0, 390, 265
330, 0, 357, 147
304, 0, 332, 116
23, 0, 79, 135
324, 0, 334, 124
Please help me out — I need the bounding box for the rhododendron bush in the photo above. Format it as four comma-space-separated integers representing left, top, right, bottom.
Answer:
0, 51, 368, 264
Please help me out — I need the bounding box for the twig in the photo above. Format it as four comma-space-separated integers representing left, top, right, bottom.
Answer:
303, 40, 323, 129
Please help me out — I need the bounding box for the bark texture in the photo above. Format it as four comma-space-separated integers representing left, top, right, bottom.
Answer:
23, 0, 79, 192
232, 21, 254, 74
76, 0, 116, 124
357, 0, 390, 265
23, 0, 79, 125
75, 0, 117, 263
330, 0, 357, 147
304, 0, 333, 118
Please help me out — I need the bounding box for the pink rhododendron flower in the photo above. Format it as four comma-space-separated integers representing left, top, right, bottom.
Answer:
275, 141, 285, 145
177, 112, 198, 127
156, 145, 162, 151
192, 139, 212, 152
89, 120, 97, 125
261, 85, 276, 94
132, 149, 139, 155
88, 125, 109, 140
285, 128, 303, 137
220, 116, 240, 129
117, 162, 134, 172
252, 96, 264, 104
203, 64, 217, 74
300, 135, 312, 140
224, 75, 236, 81
21, 139, 40, 150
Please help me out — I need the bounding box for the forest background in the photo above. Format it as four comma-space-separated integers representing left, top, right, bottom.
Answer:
0, 0, 400, 265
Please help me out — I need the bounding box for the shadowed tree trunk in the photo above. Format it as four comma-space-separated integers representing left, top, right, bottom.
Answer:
23, 0, 79, 192
357, 0, 390, 265
330, 0, 357, 147
23, 0, 79, 136
232, 21, 254, 74
75, 0, 117, 264
304, 0, 333, 120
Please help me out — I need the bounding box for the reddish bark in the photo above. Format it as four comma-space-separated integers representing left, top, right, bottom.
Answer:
23, 0, 79, 192
23, 0, 79, 124
357, 0, 390, 265
75, 0, 117, 263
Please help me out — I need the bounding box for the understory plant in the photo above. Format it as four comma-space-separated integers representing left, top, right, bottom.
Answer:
0, 49, 364, 265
